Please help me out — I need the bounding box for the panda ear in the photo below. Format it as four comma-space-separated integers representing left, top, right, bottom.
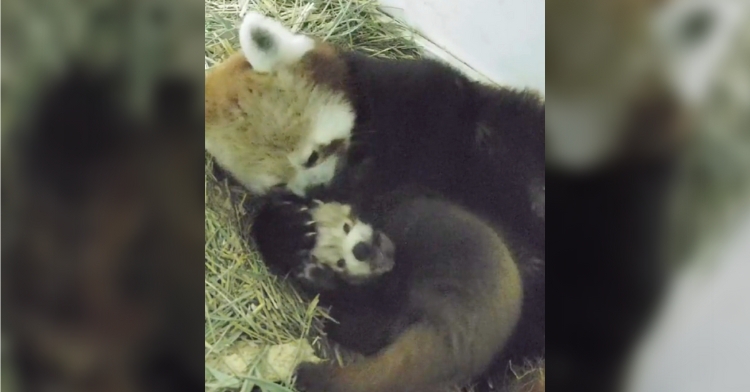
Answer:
239, 11, 315, 73
293, 259, 338, 292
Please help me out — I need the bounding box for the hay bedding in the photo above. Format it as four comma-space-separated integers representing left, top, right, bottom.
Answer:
204, 1, 539, 391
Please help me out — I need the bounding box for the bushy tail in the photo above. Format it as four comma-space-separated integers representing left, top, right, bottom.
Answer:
327, 322, 495, 392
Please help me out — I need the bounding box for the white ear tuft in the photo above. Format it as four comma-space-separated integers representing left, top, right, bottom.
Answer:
239, 11, 315, 72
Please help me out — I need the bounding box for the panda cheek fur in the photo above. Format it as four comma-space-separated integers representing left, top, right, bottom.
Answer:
287, 157, 338, 195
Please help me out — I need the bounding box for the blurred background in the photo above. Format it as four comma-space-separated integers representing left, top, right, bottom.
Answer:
546, 0, 750, 391
2, 0, 206, 391
4, 0, 750, 391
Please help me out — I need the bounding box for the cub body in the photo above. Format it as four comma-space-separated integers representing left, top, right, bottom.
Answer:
252, 195, 523, 392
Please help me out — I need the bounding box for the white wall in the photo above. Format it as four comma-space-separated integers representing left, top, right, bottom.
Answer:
378, 0, 545, 95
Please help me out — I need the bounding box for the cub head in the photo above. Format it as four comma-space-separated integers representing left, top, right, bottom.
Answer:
298, 201, 396, 290
205, 12, 356, 196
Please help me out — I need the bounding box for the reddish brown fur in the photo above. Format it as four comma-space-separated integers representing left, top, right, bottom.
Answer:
301, 40, 353, 96
204, 42, 354, 194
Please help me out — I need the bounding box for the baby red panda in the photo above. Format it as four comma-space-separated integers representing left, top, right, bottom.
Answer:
250, 193, 523, 392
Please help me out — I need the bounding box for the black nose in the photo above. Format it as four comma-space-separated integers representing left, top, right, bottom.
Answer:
352, 242, 373, 261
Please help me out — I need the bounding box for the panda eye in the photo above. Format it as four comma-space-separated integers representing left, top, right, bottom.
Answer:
337, 259, 346, 268
305, 151, 320, 168
343, 223, 351, 234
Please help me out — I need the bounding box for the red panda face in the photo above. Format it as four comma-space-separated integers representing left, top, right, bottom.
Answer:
307, 202, 396, 284
205, 12, 355, 196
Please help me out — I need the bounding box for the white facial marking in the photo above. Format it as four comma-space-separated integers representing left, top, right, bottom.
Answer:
310, 203, 380, 279
239, 11, 315, 73
310, 102, 356, 145
340, 222, 375, 277
285, 102, 355, 195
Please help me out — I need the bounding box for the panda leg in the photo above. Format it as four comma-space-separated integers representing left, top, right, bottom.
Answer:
326, 306, 402, 356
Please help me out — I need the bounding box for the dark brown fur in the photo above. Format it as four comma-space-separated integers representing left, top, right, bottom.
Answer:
224, 13, 544, 390
278, 198, 524, 392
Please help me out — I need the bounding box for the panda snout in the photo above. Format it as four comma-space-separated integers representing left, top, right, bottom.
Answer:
353, 242, 373, 261
354, 231, 395, 273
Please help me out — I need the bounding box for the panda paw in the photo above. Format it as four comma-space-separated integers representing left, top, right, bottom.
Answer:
294, 362, 337, 392
251, 192, 318, 272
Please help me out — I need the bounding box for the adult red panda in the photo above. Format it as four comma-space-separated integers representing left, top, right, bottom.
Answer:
204, 11, 544, 262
